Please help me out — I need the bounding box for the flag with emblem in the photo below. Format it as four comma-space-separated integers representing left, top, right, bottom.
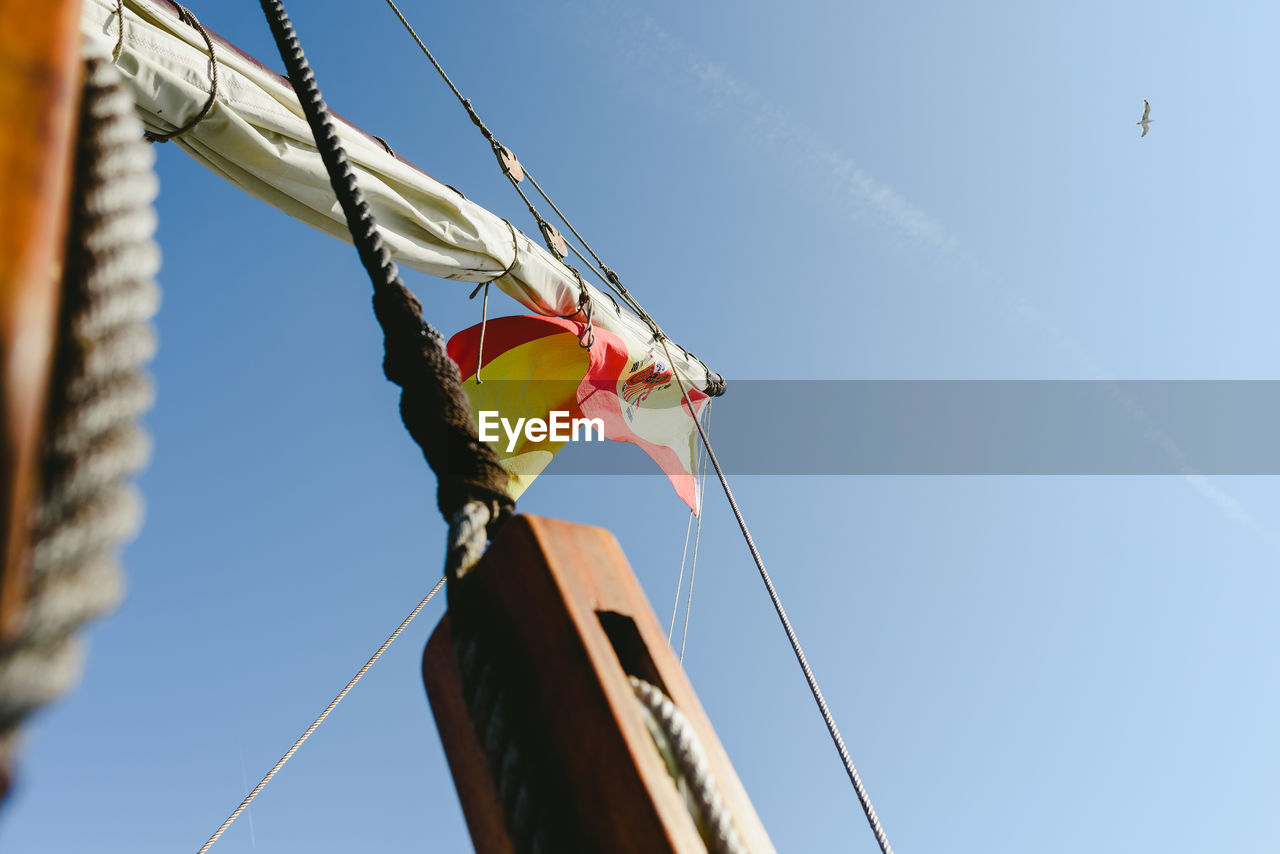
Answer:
448, 315, 709, 512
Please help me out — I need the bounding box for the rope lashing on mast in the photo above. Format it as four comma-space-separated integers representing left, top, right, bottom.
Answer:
0, 52, 159, 790
656, 339, 896, 854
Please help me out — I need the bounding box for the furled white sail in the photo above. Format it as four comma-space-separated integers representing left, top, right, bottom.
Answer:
81, 0, 722, 393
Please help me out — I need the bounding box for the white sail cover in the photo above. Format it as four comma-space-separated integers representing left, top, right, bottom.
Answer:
80, 0, 722, 394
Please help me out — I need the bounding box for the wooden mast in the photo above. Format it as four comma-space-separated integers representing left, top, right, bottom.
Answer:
424, 515, 778, 853
0, 0, 83, 640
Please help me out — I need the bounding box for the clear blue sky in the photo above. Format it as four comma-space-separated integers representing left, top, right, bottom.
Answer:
5, 0, 1280, 851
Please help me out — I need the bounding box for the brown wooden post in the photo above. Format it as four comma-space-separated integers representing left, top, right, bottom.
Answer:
0, 0, 83, 638
423, 515, 777, 853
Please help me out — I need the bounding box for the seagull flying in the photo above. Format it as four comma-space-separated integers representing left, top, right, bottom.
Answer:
1137, 100, 1152, 137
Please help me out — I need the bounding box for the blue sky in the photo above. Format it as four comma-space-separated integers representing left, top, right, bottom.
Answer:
5, 0, 1280, 851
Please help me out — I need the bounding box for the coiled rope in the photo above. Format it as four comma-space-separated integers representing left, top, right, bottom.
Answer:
0, 52, 159, 788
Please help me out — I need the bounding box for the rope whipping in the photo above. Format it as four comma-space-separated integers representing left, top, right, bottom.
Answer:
656, 340, 895, 854
0, 53, 159, 790
194, 576, 445, 854
631, 677, 747, 854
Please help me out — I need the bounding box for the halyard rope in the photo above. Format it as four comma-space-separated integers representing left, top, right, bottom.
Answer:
194, 577, 446, 854
656, 338, 896, 854
669, 511, 695, 644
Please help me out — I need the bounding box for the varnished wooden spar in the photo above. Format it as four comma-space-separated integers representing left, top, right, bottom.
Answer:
423, 515, 777, 853
0, 0, 83, 639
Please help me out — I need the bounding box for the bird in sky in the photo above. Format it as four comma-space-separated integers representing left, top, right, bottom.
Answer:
1137, 100, 1153, 137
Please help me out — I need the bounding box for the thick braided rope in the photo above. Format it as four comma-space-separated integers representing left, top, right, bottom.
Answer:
450, 616, 570, 854
257, 0, 510, 520
0, 54, 159, 777
631, 677, 748, 854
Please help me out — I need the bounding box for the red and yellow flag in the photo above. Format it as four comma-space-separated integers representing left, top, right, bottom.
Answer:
448, 315, 709, 512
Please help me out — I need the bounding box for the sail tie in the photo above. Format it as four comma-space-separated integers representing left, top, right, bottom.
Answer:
111, 0, 125, 62
470, 282, 489, 384
468, 218, 520, 383
137, 4, 220, 144
557, 265, 597, 350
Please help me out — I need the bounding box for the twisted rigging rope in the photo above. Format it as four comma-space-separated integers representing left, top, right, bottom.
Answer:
258, 0, 511, 521
188, 3, 517, 849
631, 676, 747, 854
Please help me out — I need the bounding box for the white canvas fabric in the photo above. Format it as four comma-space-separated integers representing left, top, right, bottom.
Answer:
81, 0, 721, 394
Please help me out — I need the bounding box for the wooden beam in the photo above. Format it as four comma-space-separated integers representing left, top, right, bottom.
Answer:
423, 515, 777, 853
0, 0, 83, 637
